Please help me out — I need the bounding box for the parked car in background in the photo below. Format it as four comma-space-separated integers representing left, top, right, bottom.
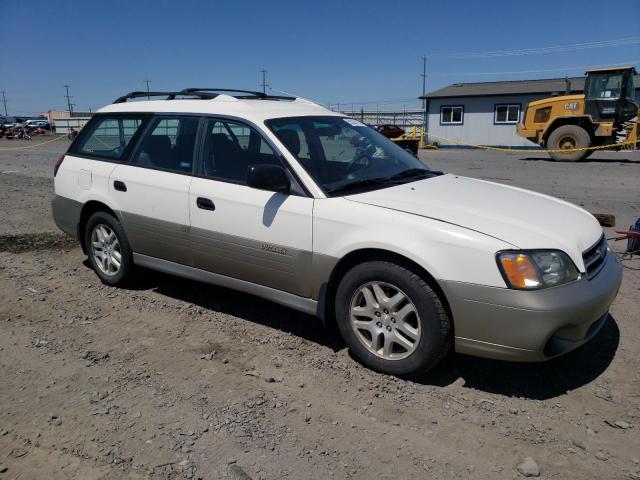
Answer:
52, 88, 622, 376
375, 124, 405, 139
25, 119, 51, 130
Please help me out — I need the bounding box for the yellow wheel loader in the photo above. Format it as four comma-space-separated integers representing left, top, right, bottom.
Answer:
516, 66, 638, 161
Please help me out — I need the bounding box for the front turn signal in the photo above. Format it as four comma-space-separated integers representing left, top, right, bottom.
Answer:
497, 253, 542, 289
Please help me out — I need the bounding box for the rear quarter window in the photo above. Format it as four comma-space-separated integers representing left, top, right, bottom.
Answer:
70, 115, 149, 160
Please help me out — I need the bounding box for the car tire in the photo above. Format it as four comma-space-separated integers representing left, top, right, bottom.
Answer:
547, 125, 591, 162
84, 211, 134, 287
335, 261, 451, 375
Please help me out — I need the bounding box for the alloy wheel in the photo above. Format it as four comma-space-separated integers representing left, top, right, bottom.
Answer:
90, 224, 122, 276
349, 281, 421, 360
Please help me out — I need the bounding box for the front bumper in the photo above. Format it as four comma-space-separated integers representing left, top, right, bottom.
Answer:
440, 250, 622, 362
515, 123, 539, 143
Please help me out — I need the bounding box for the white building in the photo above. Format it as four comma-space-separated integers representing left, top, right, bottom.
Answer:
421, 75, 640, 148
53, 117, 91, 134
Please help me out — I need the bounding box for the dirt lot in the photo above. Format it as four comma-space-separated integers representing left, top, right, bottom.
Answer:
0, 137, 639, 480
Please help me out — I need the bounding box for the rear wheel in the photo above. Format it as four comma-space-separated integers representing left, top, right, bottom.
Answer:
84, 211, 134, 287
547, 125, 591, 161
335, 261, 451, 375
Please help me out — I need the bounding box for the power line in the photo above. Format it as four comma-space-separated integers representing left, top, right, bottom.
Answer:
429, 36, 640, 59
331, 97, 421, 106
429, 59, 640, 76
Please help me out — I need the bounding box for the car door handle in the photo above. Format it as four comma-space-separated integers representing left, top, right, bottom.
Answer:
196, 197, 215, 211
113, 180, 127, 192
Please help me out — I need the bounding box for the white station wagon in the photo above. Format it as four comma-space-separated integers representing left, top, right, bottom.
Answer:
52, 88, 622, 375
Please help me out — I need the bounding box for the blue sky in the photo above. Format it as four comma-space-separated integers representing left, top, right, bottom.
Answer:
1, 0, 639, 116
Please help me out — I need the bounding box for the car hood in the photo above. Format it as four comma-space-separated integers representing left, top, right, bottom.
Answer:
346, 174, 602, 270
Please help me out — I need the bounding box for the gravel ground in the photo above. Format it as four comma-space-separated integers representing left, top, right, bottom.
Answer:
0, 138, 639, 479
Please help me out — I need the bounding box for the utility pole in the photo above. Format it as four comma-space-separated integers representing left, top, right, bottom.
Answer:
260, 69, 269, 94
421, 55, 427, 109
144, 79, 151, 100
421, 55, 428, 146
64, 85, 73, 114
1, 91, 7, 116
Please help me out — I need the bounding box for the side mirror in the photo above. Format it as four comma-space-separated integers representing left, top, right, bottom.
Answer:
246, 164, 290, 193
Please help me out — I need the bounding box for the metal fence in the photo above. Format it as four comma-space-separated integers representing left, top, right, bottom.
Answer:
53, 117, 91, 135
332, 108, 425, 128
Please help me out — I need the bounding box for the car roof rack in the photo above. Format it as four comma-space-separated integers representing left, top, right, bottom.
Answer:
179, 88, 296, 100
114, 91, 194, 103
113, 88, 296, 104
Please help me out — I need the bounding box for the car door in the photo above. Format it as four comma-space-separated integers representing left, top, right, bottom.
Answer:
189, 117, 314, 297
109, 115, 199, 265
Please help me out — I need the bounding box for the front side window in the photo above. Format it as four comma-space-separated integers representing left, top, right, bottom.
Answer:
440, 106, 463, 125
132, 116, 199, 173
201, 118, 282, 183
267, 116, 436, 196
624, 74, 635, 101
494, 104, 520, 124
73, 116, 147, 160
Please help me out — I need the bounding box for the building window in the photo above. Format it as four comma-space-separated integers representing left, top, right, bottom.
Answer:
494, 104, 520, 124
440, 106, 463, 125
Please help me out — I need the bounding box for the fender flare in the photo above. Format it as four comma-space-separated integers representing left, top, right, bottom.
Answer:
541, 115, 595, 144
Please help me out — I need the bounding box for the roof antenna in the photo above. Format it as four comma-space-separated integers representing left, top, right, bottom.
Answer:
268, 86, 318, 106
564, 77, 571, 95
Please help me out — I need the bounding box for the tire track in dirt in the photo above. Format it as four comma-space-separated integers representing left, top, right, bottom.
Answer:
0, 232, 78, 253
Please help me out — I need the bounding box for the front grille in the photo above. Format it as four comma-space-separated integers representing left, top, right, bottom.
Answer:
582, 235, 608, 279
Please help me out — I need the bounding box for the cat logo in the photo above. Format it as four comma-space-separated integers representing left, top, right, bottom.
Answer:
564, 101, 580, 111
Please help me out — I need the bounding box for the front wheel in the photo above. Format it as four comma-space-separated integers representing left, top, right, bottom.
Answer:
335, 261, 451, 375
547, 125, 591, 161
84, 211, 134, 286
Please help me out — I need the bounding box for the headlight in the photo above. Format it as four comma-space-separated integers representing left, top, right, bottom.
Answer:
496, 250, 579, 290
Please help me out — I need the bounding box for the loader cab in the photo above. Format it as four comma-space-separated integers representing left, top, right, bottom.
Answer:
584, 66, 637, 124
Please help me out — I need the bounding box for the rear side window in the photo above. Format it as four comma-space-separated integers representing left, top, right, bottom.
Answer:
132, 116, 199, 173
201, 118, 282, 183
72, 116, 147, 160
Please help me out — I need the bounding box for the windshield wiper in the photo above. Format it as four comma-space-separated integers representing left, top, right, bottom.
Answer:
326, 169, 438, 195
388, 168, 432, 181
326, 177, 391, 194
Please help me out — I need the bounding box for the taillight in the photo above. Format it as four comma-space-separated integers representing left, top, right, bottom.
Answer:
54, 155, 65, 177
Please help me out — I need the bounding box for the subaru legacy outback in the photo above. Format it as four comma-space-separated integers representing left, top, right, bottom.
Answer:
52, 88, 622, 375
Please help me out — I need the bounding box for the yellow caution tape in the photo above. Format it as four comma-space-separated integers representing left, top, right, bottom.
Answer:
423, 132, 637, 153
0, 128, 635, 155
0, 134, 68, 151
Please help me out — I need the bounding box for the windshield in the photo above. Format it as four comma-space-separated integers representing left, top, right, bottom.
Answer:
266, 116, 436, 195
586, 72, 623, 99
